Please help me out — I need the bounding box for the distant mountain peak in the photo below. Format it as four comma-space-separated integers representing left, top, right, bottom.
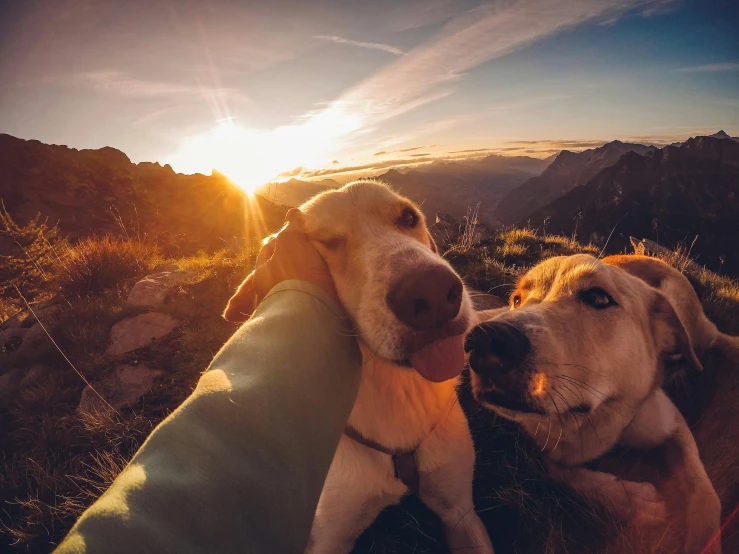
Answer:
712, 130, 730, 139
526, 133, 739, 274
493, 140, 653, 225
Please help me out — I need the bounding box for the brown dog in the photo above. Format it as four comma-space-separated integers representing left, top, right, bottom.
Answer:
468, 254, 724, 553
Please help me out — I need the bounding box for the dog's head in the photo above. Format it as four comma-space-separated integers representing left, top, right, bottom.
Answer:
467, 254, 700, 458
227, 180, 473, 381
300, 180, 473, 381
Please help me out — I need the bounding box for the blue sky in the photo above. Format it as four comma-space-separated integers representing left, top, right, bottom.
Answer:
0, 0, 737, 187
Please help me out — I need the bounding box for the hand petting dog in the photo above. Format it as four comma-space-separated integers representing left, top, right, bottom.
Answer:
223, 208, 338, 323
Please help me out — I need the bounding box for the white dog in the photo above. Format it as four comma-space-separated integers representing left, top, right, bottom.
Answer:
226, 181, 493, 554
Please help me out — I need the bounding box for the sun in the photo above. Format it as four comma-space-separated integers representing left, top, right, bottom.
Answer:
166, 108, 362, 193
166, 124, 293, 193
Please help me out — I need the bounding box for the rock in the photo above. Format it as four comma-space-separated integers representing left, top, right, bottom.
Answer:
15, 323, 49, 356
149, 262, 178, 273
1, 310, 28, 331
127, 270, 201, 308
0, 368, 24, 397
106, 312, 179, 355
1, 301, 60, 331
0, 365, 51, 400
1, 327, 28, 352
22, 364, 49, 385
430, 213, 462, 248
77, 363, 163, 414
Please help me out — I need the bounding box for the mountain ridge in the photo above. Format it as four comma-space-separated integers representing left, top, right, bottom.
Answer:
0, 133, 287, 254
493, 140, 657, 225
526, 135, 739, 273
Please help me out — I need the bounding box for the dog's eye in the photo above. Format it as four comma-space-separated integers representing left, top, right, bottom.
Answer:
580, 287, 616, 309
400, 208, 418, 228
316, 236, 344, 250
511, 295, 522, 308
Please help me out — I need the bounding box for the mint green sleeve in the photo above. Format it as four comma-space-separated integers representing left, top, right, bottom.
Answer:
55, 280, 362, 554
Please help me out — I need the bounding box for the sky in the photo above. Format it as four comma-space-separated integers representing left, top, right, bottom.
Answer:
1, 0, 738, 189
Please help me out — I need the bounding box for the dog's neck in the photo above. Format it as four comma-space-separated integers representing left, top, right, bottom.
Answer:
519, 407, 627, 466
518, 388, 676, 466
346, 341, 458, 451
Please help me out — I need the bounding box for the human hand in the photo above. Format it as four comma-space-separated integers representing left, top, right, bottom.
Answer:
223, 209, 337, 323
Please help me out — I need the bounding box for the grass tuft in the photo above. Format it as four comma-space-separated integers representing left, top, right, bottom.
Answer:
53, 237, 158, 298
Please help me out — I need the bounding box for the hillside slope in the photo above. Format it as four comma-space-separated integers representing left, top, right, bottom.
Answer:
0, 134, 286, 254
494, 140, 655, 225
379, 154, 549, 226
257, 178, 338, 207
528, 136, 739, 273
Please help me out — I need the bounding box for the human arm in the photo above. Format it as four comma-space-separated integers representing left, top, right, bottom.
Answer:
56, 218, 362, 554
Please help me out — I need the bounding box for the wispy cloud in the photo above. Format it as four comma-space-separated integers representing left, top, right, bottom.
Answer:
506, 139, 608, 149
676, 62, 739, 73
450, 148, 496, 154
325, 0, 663, 129
173, 0, 666, 183
313, 35, 404, 55
300, 157, 430, 178
72, 70, 246, 100
374, 144, 436, 156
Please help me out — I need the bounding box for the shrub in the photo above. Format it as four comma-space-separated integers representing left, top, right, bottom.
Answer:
53, 236, 158, 298
498, 227, 540, 250
0, 204, 67, 318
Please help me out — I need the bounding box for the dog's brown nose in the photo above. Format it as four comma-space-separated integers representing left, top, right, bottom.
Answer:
466, 321, 531, 377
386, 266, 463, 330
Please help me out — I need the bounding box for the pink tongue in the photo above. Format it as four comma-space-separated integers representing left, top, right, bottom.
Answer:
409, 335, 465, 382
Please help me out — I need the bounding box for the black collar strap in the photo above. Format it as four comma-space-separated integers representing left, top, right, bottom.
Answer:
344, 425, 420, 494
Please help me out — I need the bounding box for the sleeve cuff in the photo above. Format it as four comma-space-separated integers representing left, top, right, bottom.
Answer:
258, 279, 350, 323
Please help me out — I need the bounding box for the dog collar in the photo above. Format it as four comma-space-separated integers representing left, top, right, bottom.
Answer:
343, 424, 420, 494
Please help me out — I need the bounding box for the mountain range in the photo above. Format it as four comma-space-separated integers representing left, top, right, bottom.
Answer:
528, 135, 739, 274
378, 154, 551, 225
259, 154, 552, 225
258, 177, 339, 207
0, 134, 286, 255
1, 130, 738, 274
493, 140, 657, 226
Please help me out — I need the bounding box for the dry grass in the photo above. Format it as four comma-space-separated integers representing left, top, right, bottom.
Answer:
651, 246, 739, 335
53, 236, 158, 298
445, 226, 599, 297
1, 222, 737, 554
0, 296, 18, 324
1, 206, 68, 322
0, 236, 257, 551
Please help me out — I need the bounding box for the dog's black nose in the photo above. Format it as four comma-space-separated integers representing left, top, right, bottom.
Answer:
386, 266, 463, 330
466, 321, 531, 377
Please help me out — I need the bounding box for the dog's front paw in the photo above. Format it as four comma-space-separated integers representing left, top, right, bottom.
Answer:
613, 479, 670, 531
442, 510, 494, 554
575, 471, 670, 533
683, 486, 721, 554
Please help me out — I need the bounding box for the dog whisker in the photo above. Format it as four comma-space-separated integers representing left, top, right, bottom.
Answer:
545, 391, 565, 454
538, 358, 605, 377
541, 421, 552, 452
552, 386, 586, 455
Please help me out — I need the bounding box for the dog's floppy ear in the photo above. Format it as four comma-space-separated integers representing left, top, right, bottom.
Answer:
426, 231, 438, 254
651, 291, 703, 373
223, 274, 256, 324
